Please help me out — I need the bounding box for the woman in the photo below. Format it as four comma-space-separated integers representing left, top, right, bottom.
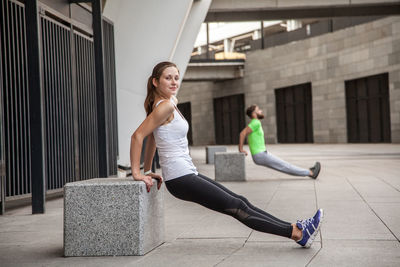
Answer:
130, 61, 323, 248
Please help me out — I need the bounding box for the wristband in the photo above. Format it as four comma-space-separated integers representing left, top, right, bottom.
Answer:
144, 170, 152, 175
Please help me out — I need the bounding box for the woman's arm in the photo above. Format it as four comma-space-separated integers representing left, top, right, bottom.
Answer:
238, 126, 252, 156
130, 101, 174, 192
142, 133, 156, 173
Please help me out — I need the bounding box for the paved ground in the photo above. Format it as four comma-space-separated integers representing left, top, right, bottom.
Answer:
1, 144, 400, 266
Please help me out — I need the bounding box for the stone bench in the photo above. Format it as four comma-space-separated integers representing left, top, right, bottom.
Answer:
206, 146, 227, 164
64, 178, 164, 256
215, 152, 246, 182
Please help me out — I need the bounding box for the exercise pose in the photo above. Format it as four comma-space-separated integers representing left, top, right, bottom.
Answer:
239, 104, 321, 179
130, 62, 323, 248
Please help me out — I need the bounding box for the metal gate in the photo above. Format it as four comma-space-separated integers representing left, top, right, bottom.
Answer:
0, 0, 32, 202
0, 0, 118, 212
41, 16, 76, 190
74, 31, 99, 180
214, 94, 245, 145
345, 73, 391, 143
275, 83, 313, 143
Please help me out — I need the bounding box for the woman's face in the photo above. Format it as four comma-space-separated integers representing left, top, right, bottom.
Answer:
154, 66, 180, 98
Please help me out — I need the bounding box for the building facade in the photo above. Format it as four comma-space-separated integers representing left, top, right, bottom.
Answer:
179, 16, 400, 145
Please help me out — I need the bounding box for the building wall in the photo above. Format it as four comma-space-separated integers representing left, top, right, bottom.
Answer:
177, 82, 216, 145
179, 16, 400, 145
103, 0, 212, 166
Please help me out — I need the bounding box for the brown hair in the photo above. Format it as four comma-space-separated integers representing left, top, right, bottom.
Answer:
246, 104, 257, 118
144, 61, 178, 116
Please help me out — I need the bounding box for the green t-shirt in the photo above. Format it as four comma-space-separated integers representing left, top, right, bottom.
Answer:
247, 119, 266, 155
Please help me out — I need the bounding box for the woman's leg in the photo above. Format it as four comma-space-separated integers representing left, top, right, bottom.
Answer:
165, 173, 293, 238
197, 173, 291, 226
252, 151, 310, 176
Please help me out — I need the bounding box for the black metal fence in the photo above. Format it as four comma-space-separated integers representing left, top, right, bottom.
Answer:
41, 16, 76, 190
0, 0, 118, 213
0, 0, 31, 200
74, 32, 99, 180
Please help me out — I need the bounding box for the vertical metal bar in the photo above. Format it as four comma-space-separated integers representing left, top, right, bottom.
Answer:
17, 4, 25, 194
55, 23, 61, 189
63, 27, 70, 185
16, 3, 23, 195
62, 27, 71, 185
91, 40, 99, 177
80, 36, 86, 179
11, 2, 20, 196
110, 24, 118, 169
67, 29, 74, 183
79, 36, 85, 179
84, 37, 89, 179
22, 4, 31, 194
63, 28, 71, 184
9, 1, 17, 197
20, 3, 28, 194
54, 23, 60, 189
25, 0, 45, 213
103, 21, 109, 170
88, 39, 93, 178
71, 30, 79, 182
58, 25, 65, 188
48, 19, 54, 190
85, 38, 90, 179
0, 0, 5, 214
58, 25, 64, 187
76, 35, 83, 179
41, 18, 49, 190
47, 18, 53, 190
4, 0, 12, 198
77, 35, 84, 179
88, 39, 94, 178
93, 0, 109, 177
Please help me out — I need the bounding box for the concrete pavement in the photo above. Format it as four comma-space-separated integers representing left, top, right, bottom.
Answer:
1, 144, 399, 266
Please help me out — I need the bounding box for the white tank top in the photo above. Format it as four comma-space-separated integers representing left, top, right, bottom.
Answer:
153, 98, 198, 181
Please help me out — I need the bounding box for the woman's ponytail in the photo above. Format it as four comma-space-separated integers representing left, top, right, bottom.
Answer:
144, 76, 156, 116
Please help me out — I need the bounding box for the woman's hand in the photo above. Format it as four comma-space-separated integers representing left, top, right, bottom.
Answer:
133, 173, 163, 192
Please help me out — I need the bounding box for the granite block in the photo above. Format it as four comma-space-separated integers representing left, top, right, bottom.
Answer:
64, 178, 164, 256
215, 152, 246, 182
206, 146, 227, 164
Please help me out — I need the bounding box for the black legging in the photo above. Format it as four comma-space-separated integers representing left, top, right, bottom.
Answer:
165, 173, 293, 238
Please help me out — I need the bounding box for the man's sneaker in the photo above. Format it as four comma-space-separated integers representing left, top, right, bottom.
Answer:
309, 162, 321, 179
296, 209, 324, 248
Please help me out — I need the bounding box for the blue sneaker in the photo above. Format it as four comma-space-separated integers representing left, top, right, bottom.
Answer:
296, 209, 324, 248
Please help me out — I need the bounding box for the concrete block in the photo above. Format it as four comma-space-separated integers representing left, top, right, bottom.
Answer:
215, 152, 246, 182
64, 178, 164, 256
206, 146, 227, 164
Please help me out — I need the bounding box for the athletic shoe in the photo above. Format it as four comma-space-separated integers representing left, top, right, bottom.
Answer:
309, 162, 321, 179
296, 209, 324, 248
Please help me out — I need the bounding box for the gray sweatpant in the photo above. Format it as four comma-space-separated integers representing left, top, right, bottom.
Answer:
252, 151, 310, 177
